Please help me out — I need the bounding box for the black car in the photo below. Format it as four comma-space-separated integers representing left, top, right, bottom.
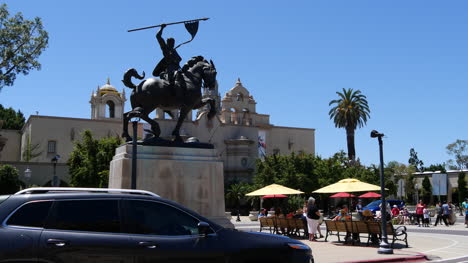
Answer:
0, 187, 313, 263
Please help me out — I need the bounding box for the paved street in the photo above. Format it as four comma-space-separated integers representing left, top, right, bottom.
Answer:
230, 215, 468, 262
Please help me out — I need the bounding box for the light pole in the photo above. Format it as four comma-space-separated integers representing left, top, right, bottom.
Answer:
24, 168, 32, 188
130, 116, 140, 190
51, 155, 60, 187
371, 130, 393, 254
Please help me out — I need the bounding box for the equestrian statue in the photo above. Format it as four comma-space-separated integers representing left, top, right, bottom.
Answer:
122, 18, 217, 144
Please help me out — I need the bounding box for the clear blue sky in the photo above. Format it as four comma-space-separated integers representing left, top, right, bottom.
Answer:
1, 0, 467, 167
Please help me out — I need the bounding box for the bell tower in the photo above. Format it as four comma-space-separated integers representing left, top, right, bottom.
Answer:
90, 78, 126, 120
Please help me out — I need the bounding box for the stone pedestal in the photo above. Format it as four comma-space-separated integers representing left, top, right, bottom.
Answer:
109, 144, 233, 228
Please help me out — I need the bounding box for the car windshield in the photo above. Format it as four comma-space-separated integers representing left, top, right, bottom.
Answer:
364, 200, 381, 207
0, 195, 10, 205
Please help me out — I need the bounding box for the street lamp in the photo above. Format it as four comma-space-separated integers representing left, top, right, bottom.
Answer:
130, 116, 140, 190
24, 168, 32, 188
370, 130, 393, 254
51, 155, 60, 187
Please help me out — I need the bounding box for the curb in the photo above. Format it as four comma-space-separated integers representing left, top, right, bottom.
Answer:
341, 253, 428, 263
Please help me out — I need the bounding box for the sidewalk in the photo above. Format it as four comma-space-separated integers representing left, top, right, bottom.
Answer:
230, 215, 468, 263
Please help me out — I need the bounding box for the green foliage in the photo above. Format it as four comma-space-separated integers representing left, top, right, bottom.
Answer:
426, 163, 446, 173
0, 164, 21, 194
0, 4, 49, 90
254, 152, 320, 193
225, 182, 253, 211
446, 140, 468, 169
404, 167, 416, 203
421, 176, 432, 204
68, 130, 121, 188
408, 148, 424, 172
0, 104, 25, 129
328, 88, 371, 160
287, 195, 305, 213
458, 172, 467, 203
22, 133, 42, 161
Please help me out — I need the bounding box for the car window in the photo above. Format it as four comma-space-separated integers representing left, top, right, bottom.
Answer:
6, 201, 52, 228
123, 200, 201, 236
47, 199, 120, 233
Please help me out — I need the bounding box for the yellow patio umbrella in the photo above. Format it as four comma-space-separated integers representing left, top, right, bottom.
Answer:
246, 183, 304, 196
313, 178, 383, 193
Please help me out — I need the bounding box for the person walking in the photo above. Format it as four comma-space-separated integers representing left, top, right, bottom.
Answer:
415, 200, 425, 227
441, 201, 450, 227
464, 198, 468, 228
306, 197, 321, 241
434, 202, 444, 226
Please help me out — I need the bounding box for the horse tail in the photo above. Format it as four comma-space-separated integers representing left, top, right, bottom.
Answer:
122, 68, 145, 90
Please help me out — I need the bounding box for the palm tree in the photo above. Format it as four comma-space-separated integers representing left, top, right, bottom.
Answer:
329, 88, 370, 161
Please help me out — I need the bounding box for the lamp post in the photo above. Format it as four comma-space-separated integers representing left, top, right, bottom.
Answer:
24, 168, 32, 188
371, 130, 393, 254
51, 155, 60, 187
130, 117, 140, 190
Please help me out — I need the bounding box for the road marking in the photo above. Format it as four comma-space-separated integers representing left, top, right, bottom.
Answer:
414, 234, 459, 254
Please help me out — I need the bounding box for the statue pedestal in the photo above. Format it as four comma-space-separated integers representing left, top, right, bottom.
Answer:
109, 144, 233, 228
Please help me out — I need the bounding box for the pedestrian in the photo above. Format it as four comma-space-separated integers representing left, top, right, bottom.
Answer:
306, 197, 321, 241
415, 200, 425, 227
448, 201, 455, 225
434, 202, 444, 226
464, 198, 468, 228
423, 207, 430, 227
441, 201, 450, 227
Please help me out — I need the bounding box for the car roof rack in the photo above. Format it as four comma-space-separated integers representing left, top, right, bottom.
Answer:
14, 187, 160, 197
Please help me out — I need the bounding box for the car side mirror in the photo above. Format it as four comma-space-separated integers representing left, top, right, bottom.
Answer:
197, 221, 211, 237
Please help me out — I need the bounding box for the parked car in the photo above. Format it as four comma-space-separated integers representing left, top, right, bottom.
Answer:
0, 187, 313, 263
363, 199, 405, 213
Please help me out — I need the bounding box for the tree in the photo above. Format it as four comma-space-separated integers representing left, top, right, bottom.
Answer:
404, 167, 417, 204
446, 139, 468, 169
0, 4, 48, 90
421, 175, 432, 204
68, 130, 121, 188
225, 183, 251, 216
0, 104, 25, 129
0, 164, 21, 194
328, 88, 371, 161
458, 172, 467, 205
408, 148, 424, 172
426, 163, 446, 173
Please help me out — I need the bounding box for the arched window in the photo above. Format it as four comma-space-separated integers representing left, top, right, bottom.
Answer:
106, 101, 115, 118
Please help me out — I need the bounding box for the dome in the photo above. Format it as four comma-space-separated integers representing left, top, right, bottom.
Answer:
99, 78, 118, 94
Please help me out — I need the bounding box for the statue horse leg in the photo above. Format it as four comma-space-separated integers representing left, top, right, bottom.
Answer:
139, 113, 161, 138
172, 106, 190, 142
198, 97, 217, 119
122, 111, 132, 142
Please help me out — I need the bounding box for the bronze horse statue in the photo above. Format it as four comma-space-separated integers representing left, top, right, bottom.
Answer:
121, 56, 217, 143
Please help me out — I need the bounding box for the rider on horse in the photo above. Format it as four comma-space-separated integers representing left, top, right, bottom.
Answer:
153, 24, 183, 95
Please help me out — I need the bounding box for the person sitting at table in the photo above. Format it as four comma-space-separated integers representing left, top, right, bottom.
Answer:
332, 208, 351, 221
293, 208, 309, 236
362, 209, 374, 221
258, 208, 268, 219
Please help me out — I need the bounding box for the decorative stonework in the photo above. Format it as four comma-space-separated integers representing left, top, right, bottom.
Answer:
90, 78, 126, 120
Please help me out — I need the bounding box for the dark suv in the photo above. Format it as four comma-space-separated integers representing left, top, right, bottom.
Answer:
0, 187, 313, 263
